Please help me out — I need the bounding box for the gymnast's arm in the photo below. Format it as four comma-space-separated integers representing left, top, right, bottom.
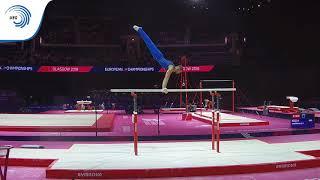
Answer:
162, 65, 175, 94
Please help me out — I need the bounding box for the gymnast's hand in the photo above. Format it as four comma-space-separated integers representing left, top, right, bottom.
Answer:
162, 88, 168, 94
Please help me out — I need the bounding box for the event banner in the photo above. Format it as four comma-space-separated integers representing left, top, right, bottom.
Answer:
159, 65, 215, 73
0, 65, 215, 73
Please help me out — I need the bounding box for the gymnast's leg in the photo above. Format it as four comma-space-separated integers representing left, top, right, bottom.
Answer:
133, 25, 182, 94
133, 25, 164, 61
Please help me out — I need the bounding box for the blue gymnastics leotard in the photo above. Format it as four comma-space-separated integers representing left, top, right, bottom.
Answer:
136, 28, 174, 69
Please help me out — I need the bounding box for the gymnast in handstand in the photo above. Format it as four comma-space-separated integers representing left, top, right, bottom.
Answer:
133, 25, 182, 94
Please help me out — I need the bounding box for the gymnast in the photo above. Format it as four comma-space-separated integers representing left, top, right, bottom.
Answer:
133, 25, 182, 94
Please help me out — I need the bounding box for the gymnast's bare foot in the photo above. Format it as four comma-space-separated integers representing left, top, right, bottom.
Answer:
133, 25, 141, 31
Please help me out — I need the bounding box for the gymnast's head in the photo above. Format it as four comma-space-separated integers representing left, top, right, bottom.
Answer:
174, 65, 183, 74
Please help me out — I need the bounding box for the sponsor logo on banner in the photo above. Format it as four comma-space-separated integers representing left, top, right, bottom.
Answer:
77, 172, 103, 177
292, 114, 300, 119
142, 119, 165, 126
159, 65, 215, 73
37, 66, 93, 73
0, 66, 34, 72
0, 0, 52, 42
275, 163, 297, 169
104, 67, 156, 72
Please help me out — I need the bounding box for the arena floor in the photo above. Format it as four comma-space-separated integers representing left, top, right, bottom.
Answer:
0, 113, 115, 132
0, 114, 101, 126
0, 109, 319, 137
1, 110, 319, 179
192, 111, 269, 126
1, 134, 320, 179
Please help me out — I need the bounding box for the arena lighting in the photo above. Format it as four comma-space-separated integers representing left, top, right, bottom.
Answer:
190, 0, 203, 3
185, 0, 208, 9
